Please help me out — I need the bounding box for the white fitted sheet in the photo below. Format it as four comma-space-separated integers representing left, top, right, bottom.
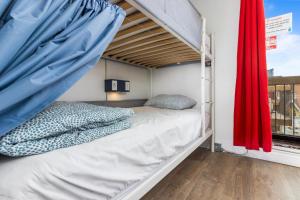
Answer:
0, 106, 202, 200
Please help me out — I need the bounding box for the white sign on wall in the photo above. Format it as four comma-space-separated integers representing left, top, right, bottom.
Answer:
266, 13, 292, 37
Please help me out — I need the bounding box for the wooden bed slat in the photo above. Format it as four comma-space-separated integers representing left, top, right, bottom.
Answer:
105, 33, 173, 56
136, 54, 200, 65
107, 27, 166, 51
104, 0, 202, 68
123, 12, 146, 26
114, 21, 158, 41
102, 56, 145, 68
146, 57, 201, 68
110, 38, 180, 59
138, 53, 200, 63
140, 57, 200, 66
130, 50, 198, 62
117, 1, 133, 10
129, 50, 197, 64
120, 43, 187, 60
125, 46, 192, 62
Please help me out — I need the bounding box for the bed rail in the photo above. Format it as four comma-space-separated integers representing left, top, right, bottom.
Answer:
111, 1, 216, 199
200, 17, 207, 140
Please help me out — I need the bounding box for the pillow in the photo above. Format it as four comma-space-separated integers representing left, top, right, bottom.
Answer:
3, 102, 134, 143
145, 94, 197, 110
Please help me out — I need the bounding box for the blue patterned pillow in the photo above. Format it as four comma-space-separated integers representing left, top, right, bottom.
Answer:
145, 94, 197, 110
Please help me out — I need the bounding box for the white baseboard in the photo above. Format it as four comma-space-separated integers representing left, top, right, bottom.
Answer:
221, 143, 300, 168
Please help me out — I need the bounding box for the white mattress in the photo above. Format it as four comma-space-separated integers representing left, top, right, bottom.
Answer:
0, 106, 202, 200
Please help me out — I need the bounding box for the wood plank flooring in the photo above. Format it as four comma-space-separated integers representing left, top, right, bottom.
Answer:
142, 148, 300, 200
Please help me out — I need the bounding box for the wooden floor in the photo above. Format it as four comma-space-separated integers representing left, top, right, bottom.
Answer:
142, 148, 300, 200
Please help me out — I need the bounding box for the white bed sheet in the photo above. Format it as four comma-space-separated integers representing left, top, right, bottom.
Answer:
0, 106, 202, 200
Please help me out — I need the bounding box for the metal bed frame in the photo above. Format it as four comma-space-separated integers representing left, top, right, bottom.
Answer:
112, 1, 216, 199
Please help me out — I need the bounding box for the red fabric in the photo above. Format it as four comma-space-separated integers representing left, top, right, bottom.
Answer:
234, 0, 272, 152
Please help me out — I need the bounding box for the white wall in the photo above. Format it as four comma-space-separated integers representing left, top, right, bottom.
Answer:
106, 61, 150, 101
59, 60, 150, 101
191, 0, 240, 151
191, 0, 300, 167
58, 61, 106, 101
152, 0, 240, 151
152, 63, 211, 109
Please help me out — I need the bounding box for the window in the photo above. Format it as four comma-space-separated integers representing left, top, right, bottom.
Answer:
265, 0, 300, 140
268, 82, 299, 137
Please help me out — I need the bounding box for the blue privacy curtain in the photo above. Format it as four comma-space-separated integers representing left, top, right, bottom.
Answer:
0, 0, 125, 136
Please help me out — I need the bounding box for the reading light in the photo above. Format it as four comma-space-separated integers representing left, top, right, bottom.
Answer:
105, 79, 130, 92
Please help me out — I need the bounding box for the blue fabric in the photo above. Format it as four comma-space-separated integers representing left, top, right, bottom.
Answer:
0, 102, 134, 157
0, 0, 125, 136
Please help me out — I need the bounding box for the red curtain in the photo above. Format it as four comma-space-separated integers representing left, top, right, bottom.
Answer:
234, 0, 272, 152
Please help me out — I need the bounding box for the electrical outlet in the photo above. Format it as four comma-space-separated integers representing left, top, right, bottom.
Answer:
214, 143, 223, 152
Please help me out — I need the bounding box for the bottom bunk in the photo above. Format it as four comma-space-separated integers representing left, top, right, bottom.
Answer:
0, 105, 212, 200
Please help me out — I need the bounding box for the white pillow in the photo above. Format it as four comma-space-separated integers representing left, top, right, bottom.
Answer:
145, 94, 197, 110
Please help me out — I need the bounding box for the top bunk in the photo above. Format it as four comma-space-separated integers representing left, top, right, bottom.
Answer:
104, 0, 212, 68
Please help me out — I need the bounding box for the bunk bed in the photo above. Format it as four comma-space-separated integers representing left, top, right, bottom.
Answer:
104, 0, 213, 67
0, 1, 215, 200
104, 1, 216, 199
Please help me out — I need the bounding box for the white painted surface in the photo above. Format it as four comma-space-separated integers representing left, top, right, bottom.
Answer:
191, 0, 300, 167
128, 0, 202, 50
59, 60, 150, 101
58, 61, 106, 101
222, 142, 300, 167
106, 61, 150, 101
266, 13, 293, 37
152, 63, 211, 109
190, 0, 239, 152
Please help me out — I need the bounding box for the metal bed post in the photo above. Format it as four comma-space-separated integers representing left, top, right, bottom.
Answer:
211, 33, 215, 152
200, 17, 206, 139
200, 19, 216, 152
112, 2, 217, 199
188, 0, 215, 152
149, 67, 153, 98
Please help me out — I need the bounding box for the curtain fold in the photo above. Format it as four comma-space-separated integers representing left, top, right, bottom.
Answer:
234, 0, 272, 152
0, 0, 125, 136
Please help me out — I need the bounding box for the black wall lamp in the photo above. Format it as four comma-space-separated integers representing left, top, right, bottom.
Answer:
105, 79, 130, 92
